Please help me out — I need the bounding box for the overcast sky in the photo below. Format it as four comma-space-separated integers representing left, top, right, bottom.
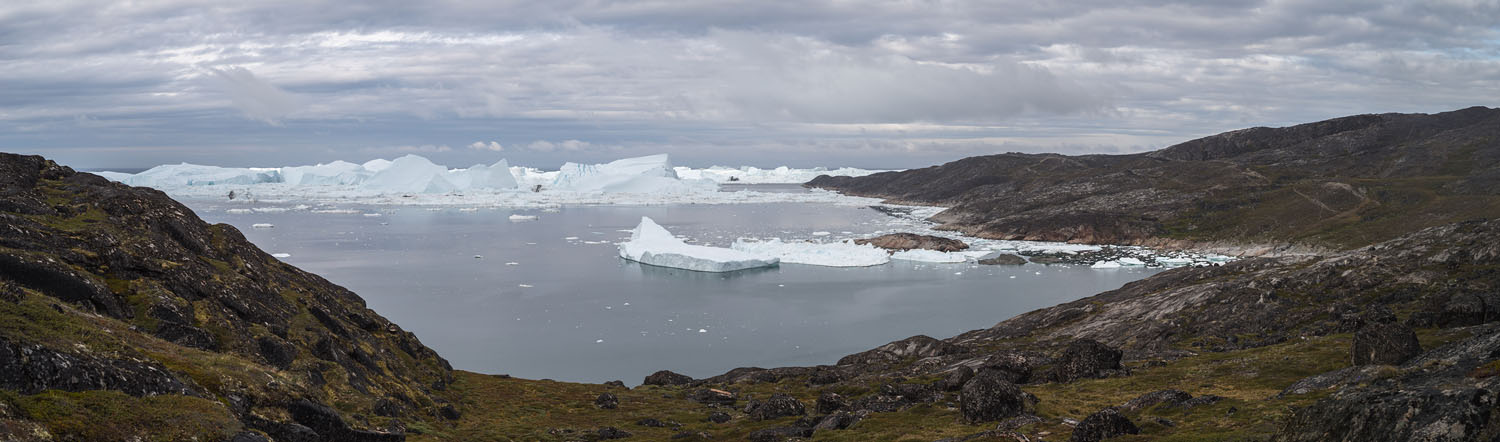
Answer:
2, 1, 1497, 169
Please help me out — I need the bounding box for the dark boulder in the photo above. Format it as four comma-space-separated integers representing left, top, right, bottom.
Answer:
959, 368, 1026, 423
1049, 339, 1124, 383
705, 411, 731, 423
807, 370, 841, 385
438, 404, 461, 420
1120, 389, 1192, 412
747, 426, 813, 442
643, 370, 694, 386
1352, 322, 1422, 366
978, 254, 1027, 265
848, 394, 910, 413
745, 393, 806, 420
634, 418, 667, 427
257, 336, 298, 370
812, 411, 863, 431
287, 399, 405, 442
596, 427, 632, 439
689, 388, 736, 406
937, 366, 975, 391
0, 337, 196, 396
595, 392, 619, 409
855, 233, 969, 252
604, 380, 626, 388
1070, 407, 1140, 442
816, 391, 848, 414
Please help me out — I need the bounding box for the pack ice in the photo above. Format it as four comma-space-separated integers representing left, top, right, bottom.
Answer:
730, 238, 890, 267
618, 217, 779, 272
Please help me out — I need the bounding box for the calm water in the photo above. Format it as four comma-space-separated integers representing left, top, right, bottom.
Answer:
185, 191, 1161, 384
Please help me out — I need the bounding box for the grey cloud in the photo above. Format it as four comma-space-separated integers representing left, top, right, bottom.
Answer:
210, 67, 301, 123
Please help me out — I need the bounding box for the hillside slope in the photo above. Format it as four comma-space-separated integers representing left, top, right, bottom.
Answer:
0, 153, 456, 440
808, 106, 1500, 249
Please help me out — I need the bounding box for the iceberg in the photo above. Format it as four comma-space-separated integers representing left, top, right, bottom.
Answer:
618, 217, 778, 272
553, 154, 716, 194
361, 155, 458, 194
280, 161, 367, 186
889, 249, 969, 263
1090, 260, 1123, 269
1116, 257, 1147, 266
730, 239, 890, 267
122, 163, 281, 187
446, 159, 518, 190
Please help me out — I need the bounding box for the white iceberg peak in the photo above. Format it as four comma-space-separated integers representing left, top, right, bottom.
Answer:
618, 217, 778, 272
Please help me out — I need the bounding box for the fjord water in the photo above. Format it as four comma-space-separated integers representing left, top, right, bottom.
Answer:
185, 189, 1162, 383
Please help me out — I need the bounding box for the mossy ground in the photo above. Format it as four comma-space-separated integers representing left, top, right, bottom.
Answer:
423, 328, 1471, 441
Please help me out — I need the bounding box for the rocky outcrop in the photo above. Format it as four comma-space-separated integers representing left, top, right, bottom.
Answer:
1276, 324, 1500, 442
0, 153, 453, 438
744, 393, 806, 420
810, 107, 1500, 249
837, 335, 965, 366
977, 254, 1027, 265
643, 370, 695, 386
854, 233, 969, 252
1120, 390, 1192, 412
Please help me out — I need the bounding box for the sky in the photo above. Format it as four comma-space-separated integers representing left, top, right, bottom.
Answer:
1, 1, 1497, 170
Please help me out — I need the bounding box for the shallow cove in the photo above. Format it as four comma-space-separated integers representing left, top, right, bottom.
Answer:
186, 190, 1163, 383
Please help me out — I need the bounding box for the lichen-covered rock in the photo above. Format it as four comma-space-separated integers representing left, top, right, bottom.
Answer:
812, 411, 863, 431
689, 388, 736, 406
595, 392, 619, 409
643, 370, 695, 386
745, 393, 806, 420
704, 411, 731, 424
747, 426, 813, 442
937, 366, 975, 391
0, 337, 196, 397
816, 391, 848, 414
596, 427, 632, 439
1049, 339, 1124, 383
1070, 407, 1140, 442
959, 367, 1026, 424
1120, 390, 1192, 412
1351, 322, 1422, 366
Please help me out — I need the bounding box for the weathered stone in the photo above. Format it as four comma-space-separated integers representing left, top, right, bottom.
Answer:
812, 411, 863, 431
1352, 322, 1422, 366
595, 392, 619, 409
959, 367, 1026, 423
1070, 407, 1140, 442
643, 370, 695, 386
747, 426, 813, 442
837, 335, 965, 366
705, 411, 731, 424
596, 427, 632, 439
745, 393, 806, 420
1120, 390, 1192, 412
937, 366, 975, 391
689, 388, 736, 406
816, 391, 848, 414
1049, 339, 1124, 383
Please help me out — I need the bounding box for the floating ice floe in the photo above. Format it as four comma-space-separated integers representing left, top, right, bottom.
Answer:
1116, 257, 1147, 266
1090, 260, 1122, 269
890, 249, 969, 263
251, 223, 274, 229
271, 253, 291, 258
730, 239, 890, 267
508, 214, 537, 221
618, 217, 779, 272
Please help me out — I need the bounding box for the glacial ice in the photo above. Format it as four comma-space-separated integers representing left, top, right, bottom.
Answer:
280, 161, 365, 186
122, 163, 282, 187
618, 217, 779, 272
552, 154, 715, 194
730, 239, 890, 267
889, 249, 970, 263
362, 155, 459, 194
446, 159, 518, 190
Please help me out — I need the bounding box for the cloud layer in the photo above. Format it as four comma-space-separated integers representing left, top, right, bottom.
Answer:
1, 1, 1496, 168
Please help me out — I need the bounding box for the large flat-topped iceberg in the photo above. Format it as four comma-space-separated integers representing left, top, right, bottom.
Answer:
553, 154, 715, 193
122, 163, 282, 187
618, 217, 779, 272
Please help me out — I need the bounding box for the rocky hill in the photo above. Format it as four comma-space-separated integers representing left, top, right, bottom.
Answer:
0, 153, 456, 441
807, 106, 1500, 250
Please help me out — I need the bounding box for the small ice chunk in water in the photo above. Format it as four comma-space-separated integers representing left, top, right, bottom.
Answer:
1091, 260, 1123, 269
698, 329, 707, 333
811, 231, 831, 236
595, 339, 604, 343
518, 284, 533, 288
363, 213, 382, 217
271, 253, 291, 258
1116, 257, 1146, 266
252, 223, 274, 228
509, 214, 538, 221
505, 262, 519, 266
473, 255, 483, 259
890, 249, 968, 263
